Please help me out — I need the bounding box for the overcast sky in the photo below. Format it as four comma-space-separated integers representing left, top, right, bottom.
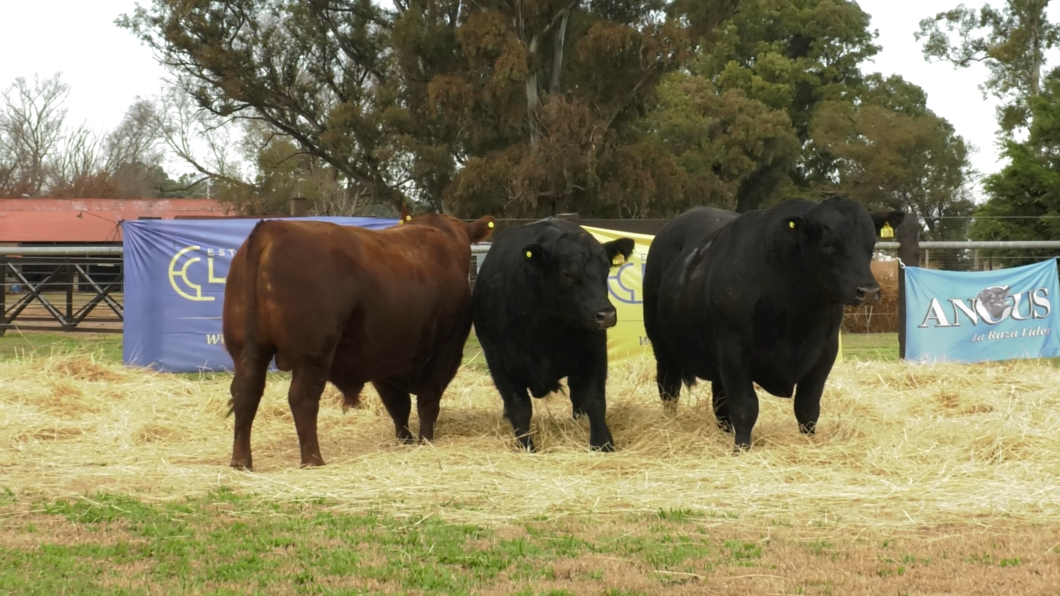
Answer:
0, 0, 1044, 201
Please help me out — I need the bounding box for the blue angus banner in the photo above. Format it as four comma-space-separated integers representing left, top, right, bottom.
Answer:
905, 258, 1060, 363
122, 216, 399, 373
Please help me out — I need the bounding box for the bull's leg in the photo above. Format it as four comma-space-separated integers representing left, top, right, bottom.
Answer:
717, 355, 758, 452
793, 341, 838, 436
477, 336, 537, 452
415, 328, 469, 443
653, 345, 683, 406
490, 373, 535, 452
229, 344, 275, 471
287, 363, 330, 467
568, 367, 614, 452
415, 390, 442, 443
373, 381, 414, 443
711, 381, 733, 433
569, 383, 586, 419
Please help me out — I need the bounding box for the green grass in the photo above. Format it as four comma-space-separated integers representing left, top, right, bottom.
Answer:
0, 490, 772, 595
0, 331, 123, 362
2, 490, 1039, 594
0, 329, 903, 368
841, 332, 899, 362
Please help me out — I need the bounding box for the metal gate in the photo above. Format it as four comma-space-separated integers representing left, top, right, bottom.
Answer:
0, 247, 124, 335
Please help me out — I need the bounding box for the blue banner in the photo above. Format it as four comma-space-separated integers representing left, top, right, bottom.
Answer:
122, 216, 399, 373
905, 259, 1060, 363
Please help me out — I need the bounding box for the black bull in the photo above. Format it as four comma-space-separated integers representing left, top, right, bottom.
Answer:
472, 218, 635, 452
643, 197, 905, 450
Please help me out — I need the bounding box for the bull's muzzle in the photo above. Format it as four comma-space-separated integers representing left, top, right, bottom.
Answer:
596, 307, 617, 330
855, 284, 881, 306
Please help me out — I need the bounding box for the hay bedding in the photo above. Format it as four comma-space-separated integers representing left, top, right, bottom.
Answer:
2, 348, 1060, 528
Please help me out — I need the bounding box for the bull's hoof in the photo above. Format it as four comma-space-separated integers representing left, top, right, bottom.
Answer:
590, 441, 615, 453
300, 456, 326, 468
229, 459, 253, 472
516, 437, 536, 453
732, 442, 751, 454
396, 428, 415, 444
798, 423, 817, 435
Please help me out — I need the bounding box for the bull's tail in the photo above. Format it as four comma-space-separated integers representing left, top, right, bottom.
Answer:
227, 221, 270, 418
242, 221, 269, 355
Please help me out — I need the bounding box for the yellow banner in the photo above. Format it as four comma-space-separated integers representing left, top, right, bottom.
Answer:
581, 225, 843, 364
582, 226, 655, 361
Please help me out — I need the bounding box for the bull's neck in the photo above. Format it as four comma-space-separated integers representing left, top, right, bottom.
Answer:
767, 237, 831, 308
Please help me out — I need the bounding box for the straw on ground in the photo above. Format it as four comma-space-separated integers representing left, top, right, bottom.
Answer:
2, 346, 1060, 529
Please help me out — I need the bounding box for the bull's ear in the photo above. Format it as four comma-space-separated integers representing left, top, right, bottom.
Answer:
783, 216, 805, 233
466, 215, 496, 244
870, 210, 906, 238
522, 243, 545, 265
604, 238, 635, 267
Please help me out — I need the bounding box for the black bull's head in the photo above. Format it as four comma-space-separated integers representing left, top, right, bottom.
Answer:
782, 198, 906, 307
523, 234, 636, 330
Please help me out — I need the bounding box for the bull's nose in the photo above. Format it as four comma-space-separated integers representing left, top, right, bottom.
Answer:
596, 308, 617, 329
855, 284, 881, 305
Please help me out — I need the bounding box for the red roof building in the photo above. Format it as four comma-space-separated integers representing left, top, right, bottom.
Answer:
0, 198, 235, 243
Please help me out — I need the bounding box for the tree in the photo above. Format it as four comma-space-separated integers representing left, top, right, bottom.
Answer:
118, 0, 408, 212
810, 75, 977, 240
917, 0, 1060, 135
637, 72, 801, 213
0, 74, 70, 197
696, 0, 881, 192
119, 0, 739, 217
0, 73, 183, 199
434, 1, 698, 216
140, 84, 371, 214
970, 78, 1060, 260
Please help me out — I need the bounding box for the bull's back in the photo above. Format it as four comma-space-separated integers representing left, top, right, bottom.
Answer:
227, 220, 473, 373
644, 207, 739, 347
645, 208, 737, 292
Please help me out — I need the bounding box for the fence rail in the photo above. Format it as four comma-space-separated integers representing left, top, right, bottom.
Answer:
0, 244, 491, 336
1, 253, 124, 335
1, 240, 1057, 337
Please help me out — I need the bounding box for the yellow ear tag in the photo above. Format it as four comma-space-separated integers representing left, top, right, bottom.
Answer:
789, 221, 796, 229
881, 222, 894, 238
488, 221, 494, 228
405, 215, 412, 222
525, 250, 532, 258
613, 255, 626, 266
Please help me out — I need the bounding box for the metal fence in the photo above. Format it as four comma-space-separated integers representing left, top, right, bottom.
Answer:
874, 240, 1060, 270
0, 245, 492, 335
0, 246, 125, 335
3, 241, 1059, 336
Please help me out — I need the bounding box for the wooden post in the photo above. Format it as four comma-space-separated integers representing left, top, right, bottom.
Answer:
896, 214, 920, 360
290, 197, 307, 217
